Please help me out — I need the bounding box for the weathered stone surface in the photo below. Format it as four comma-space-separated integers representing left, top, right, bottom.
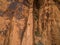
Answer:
0, 0, 60, 45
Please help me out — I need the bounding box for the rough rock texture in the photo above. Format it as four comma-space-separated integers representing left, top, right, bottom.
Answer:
0, 0, 60, 45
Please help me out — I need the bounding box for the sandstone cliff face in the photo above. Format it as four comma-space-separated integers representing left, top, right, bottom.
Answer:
34, 0, 60, 45
0, 0, 60, 45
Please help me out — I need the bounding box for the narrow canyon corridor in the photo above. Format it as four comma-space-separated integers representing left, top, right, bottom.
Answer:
0, 0, 60, 45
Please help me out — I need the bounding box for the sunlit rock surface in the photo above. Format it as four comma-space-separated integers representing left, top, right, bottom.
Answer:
0, 0, 60, 45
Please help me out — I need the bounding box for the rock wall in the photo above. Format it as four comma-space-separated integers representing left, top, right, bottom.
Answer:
0, 0, 60, 45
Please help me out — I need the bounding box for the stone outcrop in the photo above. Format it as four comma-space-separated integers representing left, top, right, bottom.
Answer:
0, 0, 60, 45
